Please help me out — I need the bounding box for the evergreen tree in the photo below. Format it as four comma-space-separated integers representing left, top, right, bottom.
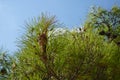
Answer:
85, 6, 120, 46
0, 49, 12, 80
9, 13, 120, 80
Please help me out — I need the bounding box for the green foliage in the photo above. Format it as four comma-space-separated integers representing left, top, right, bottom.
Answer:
85, 6, 120, 80
0, 6, 119, 80
85, 6, 120, 46
0, 49, 12, 80
8, 13, 120, 80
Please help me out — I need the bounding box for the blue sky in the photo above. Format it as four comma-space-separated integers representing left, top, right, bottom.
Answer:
0, 0, 120, 54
